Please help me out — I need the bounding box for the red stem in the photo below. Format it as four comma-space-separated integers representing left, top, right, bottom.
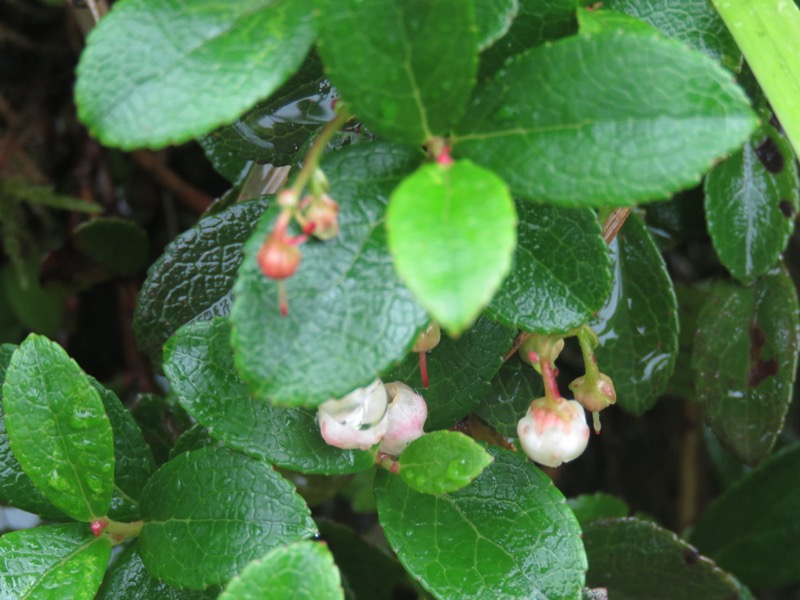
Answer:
540, 360, 561, 401
419, 352, 429, 388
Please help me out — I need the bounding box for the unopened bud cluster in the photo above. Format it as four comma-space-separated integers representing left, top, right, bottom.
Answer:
317, 379, 427, 456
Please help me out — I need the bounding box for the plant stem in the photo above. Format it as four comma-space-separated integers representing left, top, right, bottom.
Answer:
289, 108, 352, 198
105, 518, 143, 539
712, 0, 800, 158
601, 207, 631, 244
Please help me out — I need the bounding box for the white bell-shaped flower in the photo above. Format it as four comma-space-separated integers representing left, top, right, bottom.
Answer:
318, 379, 389, 451
379, 382, 427, 456
517, 398, 590, 468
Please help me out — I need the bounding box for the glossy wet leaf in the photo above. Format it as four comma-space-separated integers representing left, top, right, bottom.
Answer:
164, 318, 374, 474
487, 202, 611, 333
220, 541, 343, 600
387, 160, 517, 335
98, 545, 220, 599
456, 32, 757, 206
478, 0, 577, 78
704, 125, 799, 284
197, 135, 252, 184
473, 354, 543, 437
138, 447, 316, 589
375, 446, 586, 599
0, 344, 64, 519
692, 268, 800, 465
316, 518, 415, 600
591, 215, 678, 415
577, 6, 660, 36
231, 143, 427, 406
474, 0, 519, 50
316, 0, 478, 145
75, 0, 316, 149
584, 518, 740, 599
134, 197, 269, 363
205, 52, 337, 168
567, 493, 629, 526
72, 217, 149, 276
398, 431, 493, 495
2, 335, 114, 521
0, 523, 111, 600
383, 315, 516, 430
603, 0, 741, 71
88, 377, 155, 521
689, 443, 800, 589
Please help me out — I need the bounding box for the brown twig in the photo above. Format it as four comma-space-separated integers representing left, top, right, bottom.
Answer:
84, 0, 109, 22
131, 150, 213, 213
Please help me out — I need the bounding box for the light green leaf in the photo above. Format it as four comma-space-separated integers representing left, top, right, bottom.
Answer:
487, 202, 611, 333
138, 447, 316, 589
375, 446, 586, 599
591, 215, 679, 415
2, 335, 114, 521
398, 431, 493, 495
474, 0, 519, 50
577, 6, 661, 36
98, 544, 220, 599
567, 492, 629, 526
384, 315, 516, 430
220, 541, 343, 600
689, 443, 800, 589
73, 218, 149, 276
692, 267, 800, 465
315, 0, 478, 145
704, 125, 799, 284
164, 318, 374, 474
231, 142, 427, 406
387, 160, 517, 335
75, 0, 316, 149
133, 197, 269, 364
457, 31, 757, 206
603, 0, 741, 70
584, 518, 740, 599
0, 523, 111, 600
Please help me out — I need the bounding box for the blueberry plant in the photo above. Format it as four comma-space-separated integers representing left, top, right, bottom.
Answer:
1, 0, 800, 598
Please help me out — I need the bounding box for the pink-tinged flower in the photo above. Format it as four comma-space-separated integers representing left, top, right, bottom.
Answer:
317, 379, 389, 451
304, 194, 340, 241
517, 398, 590, 468
569, 373, 617, 413
379, 382, 427, 456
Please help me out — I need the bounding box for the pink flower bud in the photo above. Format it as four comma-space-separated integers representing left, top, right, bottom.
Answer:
379, 382, 428, 456
317, 379, 389, 451
569, 373, 617, 413
411, 322, 441, 353
517, 398, 590, 468
257, 234, 301, 280
305, 194, 340, 241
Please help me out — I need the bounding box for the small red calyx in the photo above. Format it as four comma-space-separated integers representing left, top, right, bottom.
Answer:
90, 519, 108, 538
303, 193, 340, 241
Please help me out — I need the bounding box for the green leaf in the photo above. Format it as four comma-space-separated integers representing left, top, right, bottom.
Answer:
691, 267, 800, 465
704, 125, 799, 284
133, 196, 269, 363
316, 0, 478, 145
204, 52, 337, 168
2, 335, 115, 521
75, 0, 316, 149
567, 493, 629, 526
169, 424, 220, 461
591, 215, 679, 415
398, 431, 493, 495
478, 0, 577, 79
231, 142, 427, 406
164, 318, 374, 474
602, 0, 741, 71
220, 541, 343, 600
0, 344, 65, 519
689, 443, 800, 589
98, 544, 220, 599
456, 31, 757, 206
2, 263, 64, 338
473, 354, 543, 437
88, 377, 155, 521
0, 178, 103, 213
584, 518, 740, 599
0, 523, 111, 600
375, 446, 586, 599
72, 217, 149, 276
474, 0, 519, 51
138, 446, 316, 589
197, 135, 253, 184
316, 518, 416, 600
384, 315, 516, 430
487, 202, 611, 333
387, 160, 517, 335
577, 7, 661, 36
